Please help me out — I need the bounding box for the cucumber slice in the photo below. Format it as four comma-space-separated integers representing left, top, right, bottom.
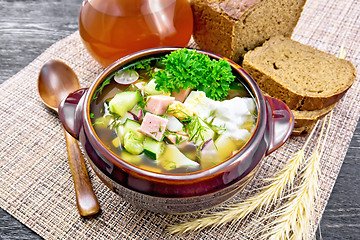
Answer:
124, 119, 145, 141
143, 137, 164, 160
123, 131, 144, 155
109, 91, 141, 117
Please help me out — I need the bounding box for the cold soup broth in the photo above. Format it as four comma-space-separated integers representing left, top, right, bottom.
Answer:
90, 49, 257, 174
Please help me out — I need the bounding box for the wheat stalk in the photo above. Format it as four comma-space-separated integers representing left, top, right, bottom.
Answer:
262, 114, 331, 240
168, 122, 320, 234
266, 111, 332, 239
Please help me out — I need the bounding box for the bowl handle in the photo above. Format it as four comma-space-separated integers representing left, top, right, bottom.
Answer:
264, 96, 294, 155
58, 88, 88, 140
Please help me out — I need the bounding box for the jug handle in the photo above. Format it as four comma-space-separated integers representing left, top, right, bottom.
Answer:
59, 88, 88, 140
264, 96, 294, 155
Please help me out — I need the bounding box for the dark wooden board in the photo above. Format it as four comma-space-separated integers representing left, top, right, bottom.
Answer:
0, 0, 359, 239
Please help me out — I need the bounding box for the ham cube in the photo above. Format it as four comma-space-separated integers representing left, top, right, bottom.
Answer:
145, 95, 175, 115
172, 88, 191, 102
137, 113, 168, 141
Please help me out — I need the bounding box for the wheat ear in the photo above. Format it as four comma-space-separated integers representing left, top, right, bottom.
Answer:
262, 112, 333, 240
168, 122, 319, 234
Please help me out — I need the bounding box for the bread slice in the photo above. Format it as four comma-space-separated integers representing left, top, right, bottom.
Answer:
262, 91, 336, 128
190, 0, 307, 62
292, 122, 315, 136
243, 36, 356, 111
292, 102, 336, 127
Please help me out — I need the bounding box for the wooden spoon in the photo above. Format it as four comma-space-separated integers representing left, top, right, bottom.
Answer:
38, 59, 100, 217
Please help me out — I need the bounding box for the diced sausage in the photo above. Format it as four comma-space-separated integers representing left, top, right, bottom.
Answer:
137, 113, 168, 141
145, 95, 175, 115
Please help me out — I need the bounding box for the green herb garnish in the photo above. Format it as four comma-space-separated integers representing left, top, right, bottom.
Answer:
108, 115, 122, 130
187, 116, 207, 146
154, 48, 235, 101
92, 76, 112, 101
93, 120, 105, 126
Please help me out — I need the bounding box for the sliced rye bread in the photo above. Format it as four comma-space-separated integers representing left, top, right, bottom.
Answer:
190, 0, 307, 62
262, 91, 337, 128
243, 36, 356, 111
292, 102, 336, 127
292, 122, 315, 136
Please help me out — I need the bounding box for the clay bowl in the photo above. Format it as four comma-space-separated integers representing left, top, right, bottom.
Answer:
58, 47, 294, 214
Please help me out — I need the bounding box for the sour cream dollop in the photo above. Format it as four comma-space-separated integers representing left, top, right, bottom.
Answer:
184, 91, 256, 141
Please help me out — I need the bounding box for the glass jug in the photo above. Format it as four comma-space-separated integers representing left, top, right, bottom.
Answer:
79, 0, 193, 67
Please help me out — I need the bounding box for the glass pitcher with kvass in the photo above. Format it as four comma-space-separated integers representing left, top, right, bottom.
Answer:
79, 0, 193, 67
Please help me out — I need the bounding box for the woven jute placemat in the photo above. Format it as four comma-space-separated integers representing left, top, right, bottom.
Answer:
0, 0, 359, 239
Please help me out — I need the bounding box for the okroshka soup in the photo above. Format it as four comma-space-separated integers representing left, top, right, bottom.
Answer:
89, 48, 257, 174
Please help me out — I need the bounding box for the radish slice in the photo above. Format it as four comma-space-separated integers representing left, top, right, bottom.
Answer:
114, 69, 139, 85
119, 112, 135, 124
130, 109, 143, 121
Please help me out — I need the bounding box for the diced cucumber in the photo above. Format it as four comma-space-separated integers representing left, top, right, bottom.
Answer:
143, 137, 164, 160
109, 91, 141, 117
123, 131, 144, 155
143, 79, 164, 95
158, 145, 199, 171
124, 119, 145, 141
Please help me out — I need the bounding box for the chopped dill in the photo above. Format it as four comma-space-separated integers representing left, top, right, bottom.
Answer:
92, 76, 112, 101
93, 120, 105, 126
108, 115, 122, 130
187, 116, 207, 146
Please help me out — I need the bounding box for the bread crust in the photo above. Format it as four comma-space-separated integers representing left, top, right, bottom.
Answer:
291, 123, 315, 135
262, 91, 337, 128
243, 36, 356, 111
191, 0, 307, 61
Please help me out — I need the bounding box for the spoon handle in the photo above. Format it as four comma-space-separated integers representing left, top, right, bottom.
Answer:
64, 129, 100, 217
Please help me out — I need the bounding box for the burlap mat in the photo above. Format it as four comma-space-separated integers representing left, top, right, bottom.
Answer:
0, 0, 359, 239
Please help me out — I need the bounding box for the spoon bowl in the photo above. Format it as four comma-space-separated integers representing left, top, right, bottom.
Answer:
38, 59, 100, 217
38, 60, 80, 111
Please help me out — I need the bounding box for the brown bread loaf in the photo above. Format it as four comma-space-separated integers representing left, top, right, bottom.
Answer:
190, 0, 307, 62
243, 36, 356, 111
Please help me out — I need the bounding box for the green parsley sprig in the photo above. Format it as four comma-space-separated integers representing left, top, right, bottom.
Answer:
154, 48, 235, 101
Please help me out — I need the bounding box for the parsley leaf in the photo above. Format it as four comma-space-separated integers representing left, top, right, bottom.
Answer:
154, 48, 235, 101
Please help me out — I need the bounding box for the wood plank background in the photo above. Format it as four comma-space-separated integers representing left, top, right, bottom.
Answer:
0, 0, 359, 239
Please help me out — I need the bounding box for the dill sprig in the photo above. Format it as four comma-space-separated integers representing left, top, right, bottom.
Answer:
187, 116, 208, 146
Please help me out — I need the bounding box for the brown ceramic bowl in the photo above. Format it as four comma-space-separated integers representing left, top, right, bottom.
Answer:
58, 47, 294, 214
